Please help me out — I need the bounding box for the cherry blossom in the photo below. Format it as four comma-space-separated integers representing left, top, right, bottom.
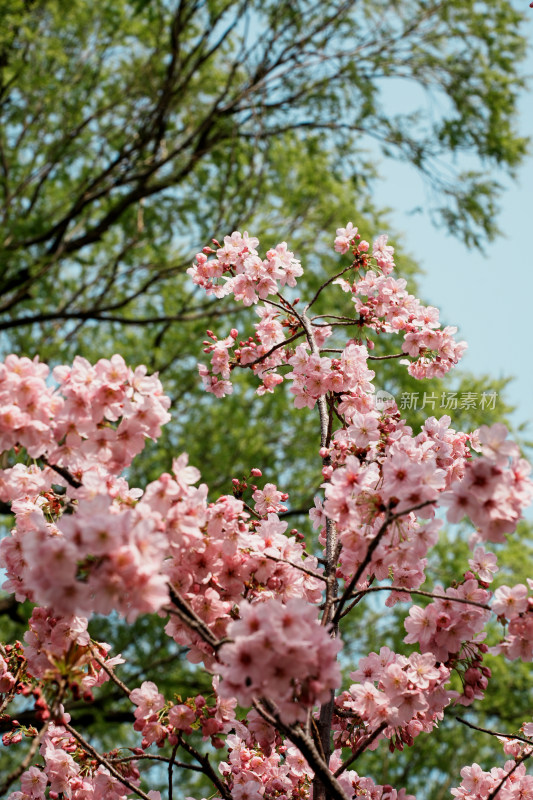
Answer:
2, 223, 533, 800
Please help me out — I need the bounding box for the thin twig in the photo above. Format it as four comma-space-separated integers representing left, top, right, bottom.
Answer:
109, 753, 173, 764
456, 717, 533, 800
367, 353, 405, 361
456, 717, 533, 747
261, 552, 326, 581
339, 585, 491, 619
166, 585, 227, 650
0, 663, 23, 717
88, 645, 132, 698
232, 329, 305, 370
489, 752, 533, 800
305, 263, 357, 312
178, 737, 233, 800
252, 699, 350, 800
312, 314, 358, 323
332, 500, 434, 625
169, 740, 180, 800
0, 722, 50, 796
63, 722, 153, 800
40, 457, 82, 489
334, 723, 387, 776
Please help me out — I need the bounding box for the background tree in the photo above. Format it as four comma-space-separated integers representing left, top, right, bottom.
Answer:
0, 0, 531, 796
0, 0, 528, 488
0, 0, 527, 342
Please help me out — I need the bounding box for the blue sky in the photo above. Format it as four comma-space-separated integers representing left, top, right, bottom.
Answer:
370, 5, 533, 441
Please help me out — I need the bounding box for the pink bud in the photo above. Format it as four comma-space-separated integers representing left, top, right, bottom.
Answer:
251, 468, 262, 477
464, 667, 481, 685
230, 328, 239, 338
319, 447, 330, 458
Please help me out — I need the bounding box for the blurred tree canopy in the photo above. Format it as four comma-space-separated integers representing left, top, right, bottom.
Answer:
0, 0, 529, 488
0, 1, 531, 797
0, 0, 528, 345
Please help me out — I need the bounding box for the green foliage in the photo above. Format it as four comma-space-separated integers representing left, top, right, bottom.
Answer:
0, 1, 531, 797
0, 0, 529, 355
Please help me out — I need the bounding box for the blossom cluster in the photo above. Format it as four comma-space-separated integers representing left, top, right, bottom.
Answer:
22, 606, 124, 690
129, 676, 237, 750
218, 598, 342, 722
157, 462, 322, 666
320, 412, 531, 602
192, 225, 468, 401
187, 232, 303, 305
0, 651, 16, 694
0, 354, 170, 471
330, 754, 415, 800
2, 222, 533, 800
0, 356, 173, 621
403, 579, 491, 664
320, 413, 463, 596
8, 720, 161, 800
451, 748, 533, 800
441, 423, 532, 543
334, 647, 453, 752
490, 579, 533, 661
218, 731, 314, 800
334, 225, 467, 379
286, 342, 376, 410
1, 488, 170, 620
